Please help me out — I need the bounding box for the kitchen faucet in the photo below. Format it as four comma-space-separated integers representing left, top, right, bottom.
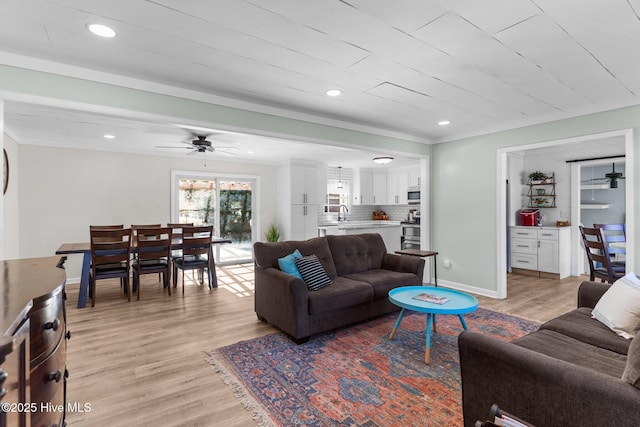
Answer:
338, 204, 349, 221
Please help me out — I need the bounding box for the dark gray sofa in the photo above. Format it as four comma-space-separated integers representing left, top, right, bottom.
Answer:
253, 233, 425, 343
459, 280, 640, 427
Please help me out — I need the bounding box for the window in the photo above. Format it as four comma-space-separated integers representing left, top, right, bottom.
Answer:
172, 171, 257, 264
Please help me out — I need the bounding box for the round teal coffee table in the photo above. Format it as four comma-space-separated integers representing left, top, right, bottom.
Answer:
388, 286, 478, 364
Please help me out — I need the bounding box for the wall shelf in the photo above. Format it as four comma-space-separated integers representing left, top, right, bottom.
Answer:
526, 172, 556, 208
580, 203, 611, 210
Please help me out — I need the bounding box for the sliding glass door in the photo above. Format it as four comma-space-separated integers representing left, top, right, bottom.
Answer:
172, 172, 256, 264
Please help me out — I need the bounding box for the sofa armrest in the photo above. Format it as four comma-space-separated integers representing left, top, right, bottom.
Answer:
382, 253, 425, 283
254, 266, 310, 339
577, 281, 611, 309
458, 331, 640, 427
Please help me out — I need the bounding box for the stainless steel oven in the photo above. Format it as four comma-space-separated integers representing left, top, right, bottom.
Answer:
401, 223, 420, 250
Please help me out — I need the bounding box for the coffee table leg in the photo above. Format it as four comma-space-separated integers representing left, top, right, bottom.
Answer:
425, 313, 433, 364
432, 314, 437, 332
458, 314, 469, 330
389, 308, 406, 339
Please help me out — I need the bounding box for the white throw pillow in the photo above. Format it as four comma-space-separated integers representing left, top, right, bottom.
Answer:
592, 273, 640, 339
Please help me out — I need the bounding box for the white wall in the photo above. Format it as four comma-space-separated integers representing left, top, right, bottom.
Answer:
17, 144, 278, 281
3, 133, 19, 259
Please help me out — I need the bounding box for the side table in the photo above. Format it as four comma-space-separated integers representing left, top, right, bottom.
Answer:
395, 249, 438, 286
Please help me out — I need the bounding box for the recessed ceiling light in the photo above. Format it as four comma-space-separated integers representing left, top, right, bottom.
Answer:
103, 134, 115, 139
438, 120, 451, 126
87, 23, 117, 38
326, 89, 342, 97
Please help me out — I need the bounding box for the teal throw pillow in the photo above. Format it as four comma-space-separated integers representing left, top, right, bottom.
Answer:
278, 249, 303, 279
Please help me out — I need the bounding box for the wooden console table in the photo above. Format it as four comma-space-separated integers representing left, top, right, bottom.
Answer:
395, 249, 438, 286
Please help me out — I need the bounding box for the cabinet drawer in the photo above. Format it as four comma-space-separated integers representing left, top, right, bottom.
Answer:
511, 228, 537, 239
538, 229, 558, 241
31, 338, 66, 411
511, 253, 538, 270
30, 289, 64, 368
511, 238, 537, 254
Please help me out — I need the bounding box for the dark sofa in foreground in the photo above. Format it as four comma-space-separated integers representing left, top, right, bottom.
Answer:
253, 233, 424, 343
459, 280, 640, 427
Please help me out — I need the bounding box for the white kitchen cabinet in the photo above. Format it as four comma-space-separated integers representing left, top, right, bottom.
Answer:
291, 204, 319, 241
510, 226, 570, 279
386, 170, 409, 204
291, 164, 326, 205
278, 163, 327, 241
372, 172, 387, 205
408, 168, 421, 187
352, 168, 373, 205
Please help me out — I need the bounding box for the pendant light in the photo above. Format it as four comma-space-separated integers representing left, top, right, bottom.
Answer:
337, 166, 344, 189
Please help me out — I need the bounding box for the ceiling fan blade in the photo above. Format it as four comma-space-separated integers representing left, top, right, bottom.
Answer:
186, 149, 198, 155
156, 146, 192, 149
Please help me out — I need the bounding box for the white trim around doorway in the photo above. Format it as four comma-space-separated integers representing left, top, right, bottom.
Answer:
496, 129, 634, 299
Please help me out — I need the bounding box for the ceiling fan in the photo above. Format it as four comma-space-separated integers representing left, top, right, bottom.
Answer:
156, 133, 238, 166
581, 163, 625, 188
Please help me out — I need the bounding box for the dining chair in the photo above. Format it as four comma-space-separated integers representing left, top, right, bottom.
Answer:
89, 227, 132, 306
132, 227, 172, 300
579, 226, 624, 284
593, 223, 626, 267
172, 225, 214, 294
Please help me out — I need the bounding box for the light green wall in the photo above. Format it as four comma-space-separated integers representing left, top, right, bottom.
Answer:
432, 105, 640, 292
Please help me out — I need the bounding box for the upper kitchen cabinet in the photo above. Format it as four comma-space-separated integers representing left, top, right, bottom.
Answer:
408, 168, 421, 187
353, 168, 374, 205
372, 172, 387, 205
290, 164, 327, 205
387, 170, 409, 204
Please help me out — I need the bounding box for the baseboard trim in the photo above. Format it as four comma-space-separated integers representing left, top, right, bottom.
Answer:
432, 279, 502, 299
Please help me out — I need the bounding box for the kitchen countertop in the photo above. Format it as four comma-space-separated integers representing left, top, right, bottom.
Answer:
318, 220, 402, 229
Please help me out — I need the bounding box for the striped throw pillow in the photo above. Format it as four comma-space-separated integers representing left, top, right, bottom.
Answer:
294, 254, 332, 291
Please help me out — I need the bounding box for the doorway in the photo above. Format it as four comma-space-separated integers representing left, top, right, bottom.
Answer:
171, 171, 258, 264
497, 129, 635, 299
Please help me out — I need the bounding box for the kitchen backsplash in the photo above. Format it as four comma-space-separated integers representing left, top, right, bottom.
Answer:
319, 204, 415, 222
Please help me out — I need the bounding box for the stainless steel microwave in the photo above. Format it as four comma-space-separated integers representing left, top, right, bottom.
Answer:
407, 186, 420, 204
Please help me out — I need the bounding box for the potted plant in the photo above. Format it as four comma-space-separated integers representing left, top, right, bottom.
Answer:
264, 223, 281, 242
534, 197, 547, 207
528, 171, 548, 184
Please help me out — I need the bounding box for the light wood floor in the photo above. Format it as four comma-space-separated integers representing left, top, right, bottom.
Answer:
64, 266, 588, 426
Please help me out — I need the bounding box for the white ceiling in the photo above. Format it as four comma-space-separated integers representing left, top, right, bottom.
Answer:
2, 0, 640, 166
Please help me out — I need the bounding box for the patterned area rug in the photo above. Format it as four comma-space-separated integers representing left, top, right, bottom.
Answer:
210, 308, 539, 427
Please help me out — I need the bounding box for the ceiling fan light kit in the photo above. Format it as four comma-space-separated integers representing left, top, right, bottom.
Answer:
373, 156, 393, 165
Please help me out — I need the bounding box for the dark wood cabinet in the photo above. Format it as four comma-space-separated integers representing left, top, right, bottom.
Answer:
0, 257, 68, 427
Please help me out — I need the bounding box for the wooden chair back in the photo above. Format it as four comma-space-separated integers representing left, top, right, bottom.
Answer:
131, 224, 162, 240
90, 228, 132, 264
167, 223, 195, 237
135, 227, 172, 262
579, 226, 623, 284
181, 226, 213, 258
90, 224, 124, 242
593, 223, 626, 255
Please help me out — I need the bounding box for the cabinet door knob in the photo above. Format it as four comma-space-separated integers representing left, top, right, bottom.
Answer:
44, 319, 60, 331
66, 330, 72, 340
47, 369, 63, 383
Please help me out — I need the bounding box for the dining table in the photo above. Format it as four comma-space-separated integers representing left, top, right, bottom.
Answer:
56, 237, 232, 308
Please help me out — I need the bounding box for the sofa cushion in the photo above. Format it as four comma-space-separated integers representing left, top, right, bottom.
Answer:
254, 237, 338, 277
592, 273, 640, 339
307, 277, 373, 315
327, 233, 386, 276
513, 329, 628, 378
540, 307, 631, 355
295, 254, 332, 291
623, 333, 640, 387
278, 249, 302, 279
343, 269, 420, 299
